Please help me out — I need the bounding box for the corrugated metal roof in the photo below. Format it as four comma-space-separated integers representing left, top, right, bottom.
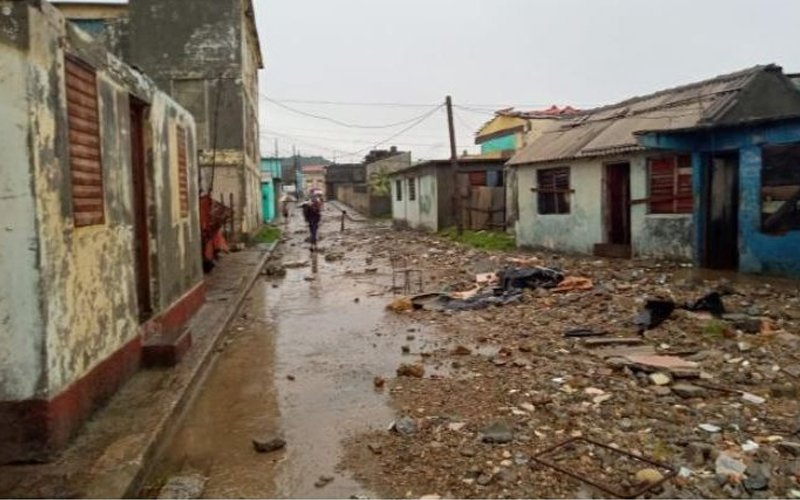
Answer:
508, 65, 775, 166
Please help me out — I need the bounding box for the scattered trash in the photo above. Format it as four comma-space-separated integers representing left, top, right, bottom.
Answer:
387, 296, 413, 313
498, 266, 564, 291
634, 299, 676, 333
552, 276, 594, 293
481, 421, 514, 444
314, 475, 334, 488
715, 452, 747, 478
742, 440, 760, 453
563, 328, 609, 338
685, 291, 726, 317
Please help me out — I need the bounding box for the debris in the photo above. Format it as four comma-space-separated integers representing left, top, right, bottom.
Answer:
699, 423, 721, 433
158, 473, 207, 499
582, 337, 643, 347
743, 463, 770, 491
777, 441, 800, 457
367, 442, 382, 455
396, 363, 425, 378
552, 276, 594, 293
387, 297, 413, 313
635, 468, 664, 485
685, 291, 726, 317
401, 345, 410, 354
563, 328, 609, 338
741, 392, 766, 405
324, 252, 343, 262
392, 417, 418, 436
314, 475, 334, 488
284, 260, 309, 268
649, 372, 672, 386
481, 421, 514, 444
286, 374, 296, 381
452, 345, 471, 355
373, 376, 385, 388
634, 299, 676, 333
252, 436, 286, 453
742, 440, 760, 453
498, 266, 564, 290
671, 383, 707, 398
715, 452, 746, 478
448, 422, 466, 431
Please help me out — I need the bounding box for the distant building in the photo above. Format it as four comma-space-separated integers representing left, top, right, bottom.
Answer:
260, 158, 282, 222
325, 163, 365, 200
302, 165, 328, 195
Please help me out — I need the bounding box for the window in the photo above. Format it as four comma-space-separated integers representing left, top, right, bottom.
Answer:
536, 167, 570, 214
176, 125, 189, 217
408, 177, 416, 201
762, 143, 800, 234
65, 56, 104, 227
648, 155, 692, 214
468, 171, 487, 186
395, 179, 403, 201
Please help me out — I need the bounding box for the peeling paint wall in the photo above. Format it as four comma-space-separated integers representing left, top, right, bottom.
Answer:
1, 1, 201, 400
390, 166, 438, 232
515, 159, 603, 254
0, 0, 44, 401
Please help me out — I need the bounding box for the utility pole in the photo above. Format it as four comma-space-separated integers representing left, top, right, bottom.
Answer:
446, 95, 462, 235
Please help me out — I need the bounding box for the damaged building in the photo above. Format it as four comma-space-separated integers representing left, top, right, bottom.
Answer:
0, 0, 204, 462
508, 64, 800, 276
54, 0, 265, 239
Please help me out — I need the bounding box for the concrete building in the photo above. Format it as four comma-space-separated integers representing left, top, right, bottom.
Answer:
301, 165, 327, 195
260, 157, 282, 222
54, 0, 265, 239
325, 163, 365, 200
390, 158, 507, 232
0, 0, 204, 462
508, 64, 800, 275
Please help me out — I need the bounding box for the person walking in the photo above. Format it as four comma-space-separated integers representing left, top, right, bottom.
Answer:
302, 194, 323, 251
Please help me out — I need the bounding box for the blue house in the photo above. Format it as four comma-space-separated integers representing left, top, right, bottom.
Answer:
636, 64, 800, 276
260, 157, 283, 222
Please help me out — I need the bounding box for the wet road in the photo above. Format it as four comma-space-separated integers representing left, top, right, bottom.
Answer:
143, 208, 432, 498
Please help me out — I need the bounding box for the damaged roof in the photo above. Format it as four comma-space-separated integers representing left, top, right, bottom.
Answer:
508, 64, 800, 166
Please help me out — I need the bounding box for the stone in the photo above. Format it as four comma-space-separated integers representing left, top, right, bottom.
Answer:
396, 363, 425, 378
649, 372, 672, 386
715, 452, 747, 478
452, 345, 471, 355
770, 382, 798, 398
741, 392, 766, 405
743, 464, 769, 491
158, 473, 207, 499
367, 442, 382, 455
373, 376, 386, 388
651, 386, 672, 396
476, 473, 493, 486
393, 417, 418, 436
672, 383, 707, 399
737, 341, 753, 352
252, 436, 286, 453
314, 475, 334, 488
481, 421, 514, 444
286, 374, 296, 381
777, 441, 800, 457
635, 468, 664, 485
459, 447, 476, 457
685, 442, 715, 466
401, 345, 411, 354
699, 423, 721, 433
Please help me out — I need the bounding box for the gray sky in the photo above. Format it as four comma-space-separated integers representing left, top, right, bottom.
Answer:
256, 0, 800, 162
51, 0, 800, 162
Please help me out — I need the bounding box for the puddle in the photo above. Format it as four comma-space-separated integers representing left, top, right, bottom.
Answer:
141, 217, 436, 498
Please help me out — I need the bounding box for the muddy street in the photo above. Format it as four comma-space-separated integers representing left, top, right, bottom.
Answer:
141, 205, 442, 498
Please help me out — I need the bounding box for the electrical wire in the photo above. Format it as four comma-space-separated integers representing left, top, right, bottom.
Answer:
263, 95, 441, 129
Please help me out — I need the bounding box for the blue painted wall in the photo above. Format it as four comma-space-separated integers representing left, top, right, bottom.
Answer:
260, 158, 282, 222
481, 134, 516, 154
639, 119, 800, 276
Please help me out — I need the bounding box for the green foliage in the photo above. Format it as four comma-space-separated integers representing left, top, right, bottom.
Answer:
439, 227, 516, 252
369, 168, 391, 196
254, 226, 281, 244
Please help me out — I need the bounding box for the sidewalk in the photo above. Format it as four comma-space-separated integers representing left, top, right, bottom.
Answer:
0, 242, 278, 499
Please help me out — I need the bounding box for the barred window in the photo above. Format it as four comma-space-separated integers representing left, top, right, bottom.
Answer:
395, 179, 402, 201
537, 167, 570, 214
408, 177, 416, 201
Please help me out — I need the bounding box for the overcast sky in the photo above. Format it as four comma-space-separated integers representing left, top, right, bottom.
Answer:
52, 0, 800, 163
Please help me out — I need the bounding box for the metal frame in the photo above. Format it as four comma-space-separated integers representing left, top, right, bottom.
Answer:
532, 437, 676, 498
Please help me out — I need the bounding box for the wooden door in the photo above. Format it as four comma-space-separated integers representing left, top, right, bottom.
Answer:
606, 162, 631, 245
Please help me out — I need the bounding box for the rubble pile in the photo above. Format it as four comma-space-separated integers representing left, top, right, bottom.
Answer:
341, 227, 800, 499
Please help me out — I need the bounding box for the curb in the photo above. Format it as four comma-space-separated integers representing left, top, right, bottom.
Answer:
91, 241, 280, 498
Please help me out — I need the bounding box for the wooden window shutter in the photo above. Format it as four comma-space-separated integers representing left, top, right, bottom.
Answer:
177, 125, 189, 217
648, 157, 675, 214
65, 56, 104, 227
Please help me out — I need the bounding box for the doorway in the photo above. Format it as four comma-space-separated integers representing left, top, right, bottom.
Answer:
606, 162, 631, 245
704, 152, 739, 270
129, 97, 152, 322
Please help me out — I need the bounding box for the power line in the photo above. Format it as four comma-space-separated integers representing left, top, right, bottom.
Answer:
262, 95, 441, 129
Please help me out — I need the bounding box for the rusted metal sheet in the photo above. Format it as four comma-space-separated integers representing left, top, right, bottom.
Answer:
65, 56, 104, 227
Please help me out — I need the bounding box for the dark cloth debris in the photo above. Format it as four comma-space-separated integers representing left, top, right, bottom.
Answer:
498, 266, 564, 291
684, 292, 726, 317
634, 299, 676, 333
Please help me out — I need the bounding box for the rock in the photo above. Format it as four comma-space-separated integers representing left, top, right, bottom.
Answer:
734, 317, 763, 334
698, 423, 721, 433
373, 376, 386, 388
286, 374, 296, 381
158, 473, 207, 499
452, 345, 471, 355
252, 436, 286, 453
476, 473, 493, 486
743, 463, 770, 491
672, 383, 707, 399
401, 345, 411, 354
649, 372, 672, 386
396, 363, 425, 378
635, 468, 664, 485
777, 441, 800, 457
715, 452, 747, 478
651, 386, 672, 396
741, 392, 766, 405
393, 417, 418, 436
367, 442, 382, 454
481, 421, 513, 444
737, 341, 752, 352
314, 475, 334, 488
606, 357, 632, 369
324, 252, 343, 262
459, 447, 476, 457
